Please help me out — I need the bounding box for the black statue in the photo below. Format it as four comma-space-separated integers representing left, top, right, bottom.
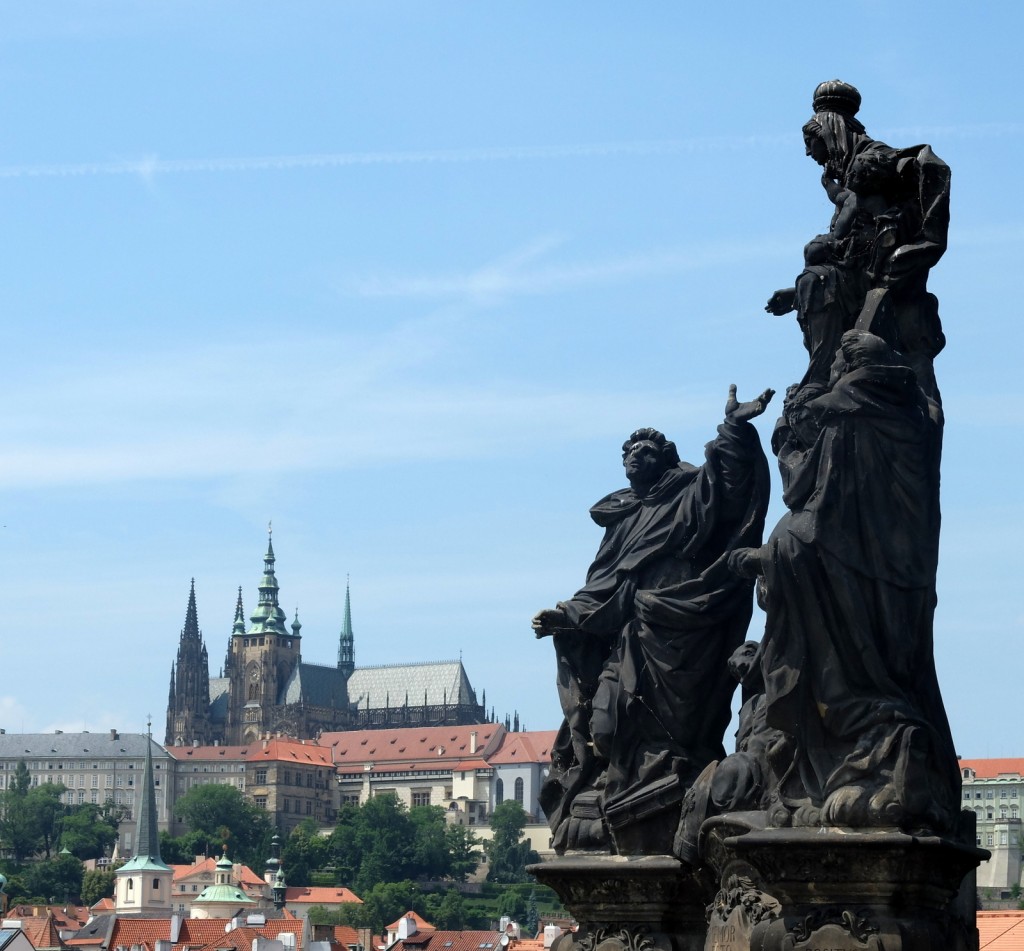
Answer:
766, 79, 949, 402
534, 386, 772, 853
730, 330, 959, 832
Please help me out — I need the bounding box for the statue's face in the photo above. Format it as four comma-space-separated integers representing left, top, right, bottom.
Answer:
623, 440, 665, 486
728, 641, 759, 683
804, 133, 828, 167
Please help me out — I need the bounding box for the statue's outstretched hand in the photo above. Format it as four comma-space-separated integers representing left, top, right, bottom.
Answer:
725, 384, 776, 423
532, 607, 569, 639
765, 287, 796, 316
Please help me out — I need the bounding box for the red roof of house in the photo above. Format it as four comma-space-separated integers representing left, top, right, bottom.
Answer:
385, 911, 434, 934
171, 857, 265, 889
166, 745, 250, 762
284, 886, 361, 905
392, 931, 503, 951
486, 730, 558, 766
247, 740, 333, 766
16, 916, 65, 950
978, 911, 1024, 950
325, 726, 504, 769
89, 899, 115, 913
960, 758, 1024, 779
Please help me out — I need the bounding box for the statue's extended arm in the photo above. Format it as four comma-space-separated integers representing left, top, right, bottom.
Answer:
725, 384, 776, 423
765, 288, 797, 316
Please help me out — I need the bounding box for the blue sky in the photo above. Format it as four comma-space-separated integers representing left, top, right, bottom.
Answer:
0, 3, 1020, 758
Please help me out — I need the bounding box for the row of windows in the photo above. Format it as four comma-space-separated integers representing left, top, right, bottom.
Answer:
964, 787, 1019, 799
282, 798, 315, 815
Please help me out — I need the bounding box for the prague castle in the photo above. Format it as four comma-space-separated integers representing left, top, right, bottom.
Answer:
166, 532, 486, 747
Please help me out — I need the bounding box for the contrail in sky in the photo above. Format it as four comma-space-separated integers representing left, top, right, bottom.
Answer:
0, 123, 1017, 179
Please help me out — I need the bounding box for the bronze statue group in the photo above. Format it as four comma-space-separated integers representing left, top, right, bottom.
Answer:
533, 80, 958, 856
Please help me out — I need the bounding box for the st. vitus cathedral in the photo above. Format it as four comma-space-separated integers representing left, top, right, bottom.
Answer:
166, 532, 487, 746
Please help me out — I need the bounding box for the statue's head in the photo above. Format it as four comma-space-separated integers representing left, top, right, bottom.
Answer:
839, 329, 898, 370
846, 148, 897, 197
621, 427, 679, 491
728, 640, 761, 686
804, 79, 867, 178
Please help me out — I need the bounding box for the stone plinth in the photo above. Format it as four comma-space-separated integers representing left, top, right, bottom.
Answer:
700, 815, 985, 951
529, 854, 710, 951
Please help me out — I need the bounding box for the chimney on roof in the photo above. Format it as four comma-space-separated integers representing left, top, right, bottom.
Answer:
109, 730, 118, 740
470, 731, 478, 755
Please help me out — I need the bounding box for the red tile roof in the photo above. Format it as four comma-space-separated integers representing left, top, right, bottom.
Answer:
486, 730, 558, 766
16, 916, 65, 950
171, 858, 265, 889
325, 726, 504, 769
165, 746, 250, 762
247, 740, 333, 766
284, 887, 361, 905
960, 758, 1024, 779
107, 918, 171, 949
392, 931, 503, 951
386, 912, 434, 933
978, 911, 1024, 950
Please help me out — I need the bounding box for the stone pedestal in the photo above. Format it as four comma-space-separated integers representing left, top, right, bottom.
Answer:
700, 815, 985, 951
529, 854, 710, 951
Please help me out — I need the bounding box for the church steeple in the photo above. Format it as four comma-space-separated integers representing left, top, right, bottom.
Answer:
114, 722, 172, 914
338, 577, 355, 677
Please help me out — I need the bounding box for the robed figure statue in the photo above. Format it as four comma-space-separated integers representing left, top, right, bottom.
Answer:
534, 386, 772, 853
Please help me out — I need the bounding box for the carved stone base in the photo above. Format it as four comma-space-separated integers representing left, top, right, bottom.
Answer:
700, 815, 985, 951
529, 854, 709, 951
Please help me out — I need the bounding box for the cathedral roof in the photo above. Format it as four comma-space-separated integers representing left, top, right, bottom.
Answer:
346, 660, 478, 711
279, 663, 349, 709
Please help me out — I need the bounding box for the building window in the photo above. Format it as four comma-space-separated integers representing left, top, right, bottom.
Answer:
987, 834, 994, 846
412, 791, 431, 807
255, 769, 267, 784
495, 779, 504, 805
963, 791, 971, 800
988, 810, 994, 819
306, 773, 313, 787
283, 799, 290, 814
987, 791, 995, 799
1001, 832, 1009, 845
514, 778, 524, 805
1002, 790, 1009, 799
306, 800, 312, 815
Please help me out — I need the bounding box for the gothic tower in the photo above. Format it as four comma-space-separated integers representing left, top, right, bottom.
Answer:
165, 580, 212, 746
224, 530, 302, 744
337, 577, 355, 678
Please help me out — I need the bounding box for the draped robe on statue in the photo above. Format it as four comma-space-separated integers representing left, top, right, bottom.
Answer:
540, 418, 769, 850
761, 361, 959, 831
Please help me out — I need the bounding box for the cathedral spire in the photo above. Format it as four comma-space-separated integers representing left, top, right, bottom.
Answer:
249, 528, 289, 636
184, 578, 200, 640
232, 586, 246, 635
338, 576, 355, 677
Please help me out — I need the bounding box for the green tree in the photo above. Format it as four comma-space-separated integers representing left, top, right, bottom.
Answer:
485, 803, 539, 884
282, 819, 329, 887
80, 868, 117, 905
408, 806, 451, 880
60, 804, 120, 860
353, 795, 415, 894
496, 888, 528, 923
526, 888, 539, 936
28, 784, 69, 859
444, 824, 482, 882
353, 880, 421, 934
430, 888, 467, 929
173, 783, 272, 865
21, 853, 83, 904
0, 762, 40, 861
